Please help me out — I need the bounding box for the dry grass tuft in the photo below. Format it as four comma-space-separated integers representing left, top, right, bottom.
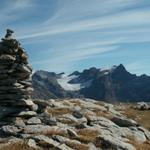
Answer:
122, 104, 150, 130
93, 109, 113, 120
57, 118, 76, 125
45, 128, 68, 137
62, 101, 71, 106
0, 141, 42, 150
69, 100, 82, 106
76, 128, 99, 143
47, 107, 73, 116
66, 141, 89, 150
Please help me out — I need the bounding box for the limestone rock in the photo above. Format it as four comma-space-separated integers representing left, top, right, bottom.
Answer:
27, 139, 40, 149
14, 117, 26, 127
97, 135, 136, 150
1, 125, 22, 135
27, 117, 42, 125
111, 116, 138, 127
138, 126, 150, 140
18, 111, 37, 118
72, 110, 83, 119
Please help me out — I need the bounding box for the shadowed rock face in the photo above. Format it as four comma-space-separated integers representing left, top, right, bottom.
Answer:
32, 64, 150, 102
0, 30, 36, 125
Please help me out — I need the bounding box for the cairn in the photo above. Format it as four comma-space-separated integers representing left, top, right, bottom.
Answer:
0, 29, 37, 126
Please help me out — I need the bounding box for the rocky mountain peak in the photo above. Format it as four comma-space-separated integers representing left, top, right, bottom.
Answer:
32, 64, 150, 102
113, 64, 127, 73
69, 71, 81, 76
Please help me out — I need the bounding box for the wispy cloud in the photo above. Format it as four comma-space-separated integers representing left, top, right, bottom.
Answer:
0, 0, 150, 74
33, 46, 118, 65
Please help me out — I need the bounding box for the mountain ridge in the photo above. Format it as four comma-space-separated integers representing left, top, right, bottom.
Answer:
32, 64, 150, 102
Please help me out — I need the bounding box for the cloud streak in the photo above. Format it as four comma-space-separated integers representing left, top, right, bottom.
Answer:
0, 0, 150, 74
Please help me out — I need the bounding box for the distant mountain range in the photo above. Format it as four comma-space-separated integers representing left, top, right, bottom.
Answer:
32, 64, 150, 102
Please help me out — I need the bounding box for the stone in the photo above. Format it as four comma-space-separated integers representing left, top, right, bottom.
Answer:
27, 117, 42, 125
88, 143, 98, 150
0, 54, 15, 62
27, 139, 40, 149
138, 126, 150, 140
14, 117, 26, 127
72, 110, 83, 118
34, 99, 54, 110
23, 125, 67, 135
112, 116, 138, 127
136, 102, 150, 110
20, 134, 32, 139
33, 135, 60, 148
23, 125, 52, 134
122, 127, 146, 143
18, 111, 37, 117
123, 127, 147, 143
86, 115, 117, 127
58, 143, 74, 150
1, 125, 22, 135
67, 128, 78, 138
97, 135, 136, 150
39, 113, 57, 126
43, 117, 57, 126
52, 135, 68, 143
57, 114, 87, 125
52, 135, 81, 145
17, 100, 38, 111
5, 29, 14, 39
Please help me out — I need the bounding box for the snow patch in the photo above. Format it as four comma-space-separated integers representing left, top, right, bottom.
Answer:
57, 74, 92, 91
57, 74, 81, 91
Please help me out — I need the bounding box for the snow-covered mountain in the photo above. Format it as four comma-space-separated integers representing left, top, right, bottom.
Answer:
32, 64, 150, 102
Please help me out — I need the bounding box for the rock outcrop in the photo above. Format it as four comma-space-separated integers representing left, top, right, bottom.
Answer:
0, 97, 150, 150
0, 29, 37, 126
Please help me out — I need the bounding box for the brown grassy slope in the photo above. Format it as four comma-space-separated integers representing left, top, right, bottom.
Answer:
122, 104, 150, 130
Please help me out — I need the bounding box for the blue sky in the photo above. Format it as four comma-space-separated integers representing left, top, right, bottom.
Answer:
0, 0, 150, 75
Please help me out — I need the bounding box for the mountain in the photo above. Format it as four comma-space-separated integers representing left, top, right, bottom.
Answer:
32, 64, 150, 102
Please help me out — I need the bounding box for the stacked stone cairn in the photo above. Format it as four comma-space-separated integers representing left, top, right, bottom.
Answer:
0, 29, 37, 126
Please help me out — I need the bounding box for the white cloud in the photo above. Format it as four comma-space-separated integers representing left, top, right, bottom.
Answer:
0, 0, 150, 73
32, 44, 118, 66
18, 5, 150, 46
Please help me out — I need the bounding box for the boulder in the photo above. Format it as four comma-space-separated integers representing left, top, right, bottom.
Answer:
27, 139, 40, 149
111, 116, 138, 127
27, 117, 42, 125
18, 111, 37, 117
138, 126, 150, 140
72, 110, 83, 119
1, 125, 22, 135
97, 135, 136, 150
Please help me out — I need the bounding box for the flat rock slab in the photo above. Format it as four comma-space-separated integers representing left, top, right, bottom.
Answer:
23, 125, 67, 135
111, 116, 138, 127
1, 125, 22, 135
18, 111, 37, 117
27, 117, 42, 125
97, 135, 136, 150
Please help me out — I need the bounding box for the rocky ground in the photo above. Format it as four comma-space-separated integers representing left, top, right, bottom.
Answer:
0, 98, 150, 150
